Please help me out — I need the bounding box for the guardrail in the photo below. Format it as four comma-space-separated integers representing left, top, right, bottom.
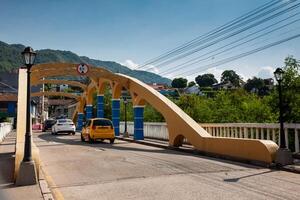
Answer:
120, 122, 300, 153
0, 122, 13, 143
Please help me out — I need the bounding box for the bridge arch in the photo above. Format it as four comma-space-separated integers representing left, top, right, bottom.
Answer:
28, 62, 278, 164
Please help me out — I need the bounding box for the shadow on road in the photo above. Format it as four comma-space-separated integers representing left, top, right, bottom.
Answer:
223, 170, 274, 182
36, 132, 261, 169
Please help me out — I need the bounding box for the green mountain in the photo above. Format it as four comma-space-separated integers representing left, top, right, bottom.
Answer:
0, 41, 171, 85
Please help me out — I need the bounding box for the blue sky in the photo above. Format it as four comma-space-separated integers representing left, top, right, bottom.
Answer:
0, 0, 299, 81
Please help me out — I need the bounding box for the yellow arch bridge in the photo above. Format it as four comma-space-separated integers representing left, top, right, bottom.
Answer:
14, 63, 278, 180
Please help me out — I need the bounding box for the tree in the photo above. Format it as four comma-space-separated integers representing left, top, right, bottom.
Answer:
281, 56, 300, 122
171, 77, 187, 88
195, 73, 217, 87
221, 70, 242, 87
244, 77, 268, 95
188, 81, 196, 87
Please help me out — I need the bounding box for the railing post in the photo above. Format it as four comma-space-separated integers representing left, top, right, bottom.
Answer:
251, 128, 254, 139
260, 128, 264, 139
278, 128, 281, 146
285, 128, 289, 149
256, 128, 259, 139
267, 128, 270, 140
244, 127, 248, 138
239, 127, 243, 138
272, 128, 276, 143
295, 128, 299, 153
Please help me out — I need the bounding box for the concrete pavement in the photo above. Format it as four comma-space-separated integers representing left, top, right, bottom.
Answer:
34, 132, 300, 200
0, 132, 43, 200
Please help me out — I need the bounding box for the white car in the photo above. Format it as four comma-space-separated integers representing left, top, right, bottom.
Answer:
51, 119, 76, 135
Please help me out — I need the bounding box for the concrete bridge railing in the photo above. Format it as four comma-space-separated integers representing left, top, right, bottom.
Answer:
0, 122, 13, 143
120, 122, 300, 153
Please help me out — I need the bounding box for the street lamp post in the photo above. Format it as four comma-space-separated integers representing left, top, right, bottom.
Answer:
123, 97, 129, 137
274, 68, 293, 166
16, 47, 38, 185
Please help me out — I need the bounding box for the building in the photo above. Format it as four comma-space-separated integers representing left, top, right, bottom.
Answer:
0, 93, 17, 119
148, 83, 179, 97
147, 83, 168, 90
183, 85, 203, 95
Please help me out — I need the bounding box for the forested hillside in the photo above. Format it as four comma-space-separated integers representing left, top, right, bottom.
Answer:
0, 41, 171, 85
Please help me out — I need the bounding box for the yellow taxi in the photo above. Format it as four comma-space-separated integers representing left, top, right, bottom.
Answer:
81, 118, 115, 143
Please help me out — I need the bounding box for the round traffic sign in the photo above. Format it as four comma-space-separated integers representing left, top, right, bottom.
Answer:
77, 64, 89, 75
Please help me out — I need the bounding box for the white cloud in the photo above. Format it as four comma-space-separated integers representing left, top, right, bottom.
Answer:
120, 59, 159, 73
146, 65, 159, 73
257, 66, 275, 79
120, 59, 139, 70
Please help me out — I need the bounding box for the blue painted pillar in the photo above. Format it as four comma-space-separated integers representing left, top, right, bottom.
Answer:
86, 104, 93, 120
97, 95, 104, 118
134, 106, 144, 140
112, 99, 120, 136
7, 102, 15, 115
77, 113, 84, 131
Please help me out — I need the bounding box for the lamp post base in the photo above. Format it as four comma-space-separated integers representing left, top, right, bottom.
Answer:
275, 148, 294, 166
123, 131, 129, 138
15, 160, 38, 186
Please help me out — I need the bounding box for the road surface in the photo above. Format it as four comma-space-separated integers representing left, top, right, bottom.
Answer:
34, 132, 300, 200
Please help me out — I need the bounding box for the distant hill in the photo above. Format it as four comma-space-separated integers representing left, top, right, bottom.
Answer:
0, 41, 171, 85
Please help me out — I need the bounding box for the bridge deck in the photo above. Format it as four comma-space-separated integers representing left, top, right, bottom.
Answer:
34, 132, 300, 200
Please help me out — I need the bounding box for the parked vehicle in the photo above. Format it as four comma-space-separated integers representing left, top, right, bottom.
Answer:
51, 119, 76, 135
43, 119, 56, 132
81, 118, 115, 143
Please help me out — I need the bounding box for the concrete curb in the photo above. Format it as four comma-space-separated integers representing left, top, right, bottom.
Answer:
38, 164, 55, 200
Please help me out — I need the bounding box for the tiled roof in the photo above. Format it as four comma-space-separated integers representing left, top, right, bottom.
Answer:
0, 93, 18, 101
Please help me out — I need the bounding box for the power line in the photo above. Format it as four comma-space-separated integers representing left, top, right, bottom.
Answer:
173, 33, 300, 77
160, 12, 300, 75
137, 0, 294, 70
153, 2, 300, 69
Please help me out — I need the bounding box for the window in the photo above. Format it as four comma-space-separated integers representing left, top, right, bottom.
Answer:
92, 119, 112, 126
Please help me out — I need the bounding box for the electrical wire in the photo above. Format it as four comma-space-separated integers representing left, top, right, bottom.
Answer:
137, 0, 295, 70
153, 2, 300, 69
173, 33, 300, 77
160, 12, 300, 75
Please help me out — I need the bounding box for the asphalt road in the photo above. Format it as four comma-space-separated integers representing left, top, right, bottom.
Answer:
34, 132, 300, 200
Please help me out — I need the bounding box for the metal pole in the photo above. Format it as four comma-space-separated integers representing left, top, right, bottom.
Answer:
278, 80, 286, 149
23, 65, 32, 162
41, 77, 44, 121
124, 101, 127, 134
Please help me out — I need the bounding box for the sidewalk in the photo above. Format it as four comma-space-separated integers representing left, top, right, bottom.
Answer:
0, 131, 43, 200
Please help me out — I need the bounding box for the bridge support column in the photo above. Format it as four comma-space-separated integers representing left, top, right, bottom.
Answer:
77, 113, 84, 131
112, 99, 120, 136
86, 105, 93, 120
134, 106, 144, 140
97, 95, 104, 118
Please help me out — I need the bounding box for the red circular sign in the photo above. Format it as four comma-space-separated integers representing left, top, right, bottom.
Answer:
77, 64, 89, 75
